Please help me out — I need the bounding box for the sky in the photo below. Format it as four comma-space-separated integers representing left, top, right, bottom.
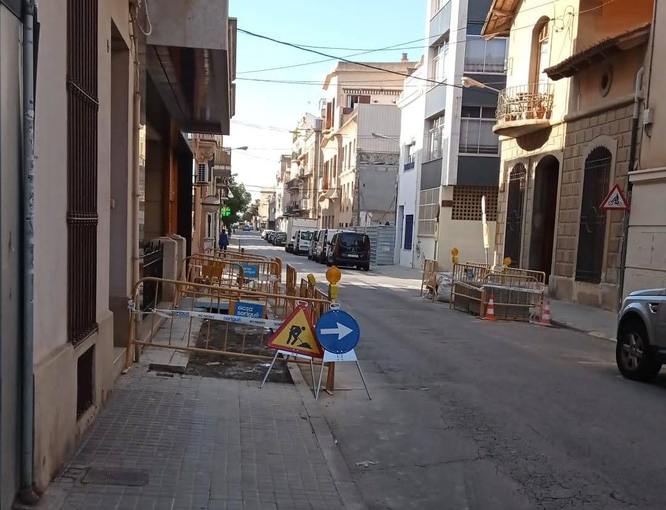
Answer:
227, 0, 427, 198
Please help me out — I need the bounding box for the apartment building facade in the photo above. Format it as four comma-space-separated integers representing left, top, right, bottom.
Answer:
483, 0, 652, 310
275, 154, 292, 231
403, 0, 506, 270
625, 3, 665, 295
395, 64, 427, 266
319, 59, 414, 229
290, 113, 322, 220
0, 1, 236, 505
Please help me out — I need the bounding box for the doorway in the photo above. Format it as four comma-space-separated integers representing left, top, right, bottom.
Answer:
504, 163, 527, 267
529, 156, 559, 282
576, 147, 611, 283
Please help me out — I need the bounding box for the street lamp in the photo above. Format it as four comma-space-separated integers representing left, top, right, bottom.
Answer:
221, 145, 249, 152
461, 76, 502, 93
371, 132, 400, 141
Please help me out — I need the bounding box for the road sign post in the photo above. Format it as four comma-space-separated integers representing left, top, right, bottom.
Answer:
260, 304, 323, 393
315, 309, 371, 400
324, 267, 342, 392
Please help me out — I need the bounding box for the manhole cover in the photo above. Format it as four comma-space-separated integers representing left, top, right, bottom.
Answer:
82, 467, 149, 486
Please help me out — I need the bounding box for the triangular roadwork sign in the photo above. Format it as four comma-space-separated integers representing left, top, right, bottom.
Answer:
267, 305, 323, 359
600, 184, 629, 211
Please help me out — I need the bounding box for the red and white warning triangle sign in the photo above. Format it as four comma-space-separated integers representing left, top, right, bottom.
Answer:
600, 184, 629, 211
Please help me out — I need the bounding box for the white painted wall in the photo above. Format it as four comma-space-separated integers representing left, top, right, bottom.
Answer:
396, 66, 427, 267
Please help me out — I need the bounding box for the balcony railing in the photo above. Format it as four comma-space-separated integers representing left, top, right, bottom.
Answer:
494, 84, 554, 137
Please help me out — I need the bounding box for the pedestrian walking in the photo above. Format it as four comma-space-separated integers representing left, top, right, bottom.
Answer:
219, 229, 229, 252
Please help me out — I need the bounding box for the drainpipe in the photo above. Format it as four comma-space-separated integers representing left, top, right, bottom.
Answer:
617, 66, 644, 308
19, 0, 40, 504
130, 23, 141, 293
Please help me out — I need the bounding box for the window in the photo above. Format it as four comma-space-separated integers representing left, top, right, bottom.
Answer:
464, 36, 507, 73
531, 18, 551, 90
431, 42, 448, 82
67, 0, 98, 343
431, 0, 447, 16
404, 214, 414, 250
459, 106, 499, 155
404, 143, 416, 170
197, 162, 207, 182
418, 188, 439, 236
346, 94, 370, 109
427, 115, 445, 161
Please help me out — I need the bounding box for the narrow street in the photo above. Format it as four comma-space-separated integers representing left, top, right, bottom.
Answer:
241, 232, 666, 510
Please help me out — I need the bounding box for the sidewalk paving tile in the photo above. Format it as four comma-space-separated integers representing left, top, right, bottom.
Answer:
42, 359, 346, 510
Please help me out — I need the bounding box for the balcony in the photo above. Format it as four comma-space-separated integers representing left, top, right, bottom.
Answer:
494, 84, 554, 138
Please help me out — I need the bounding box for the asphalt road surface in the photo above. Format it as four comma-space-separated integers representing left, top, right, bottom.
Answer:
241, 231, 666, 510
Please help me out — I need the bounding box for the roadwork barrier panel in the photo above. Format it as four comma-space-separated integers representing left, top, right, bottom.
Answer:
451, 263, 545, 321
180, 254, 281, 294
126, 276, 332, 370
420, 259, 438, 299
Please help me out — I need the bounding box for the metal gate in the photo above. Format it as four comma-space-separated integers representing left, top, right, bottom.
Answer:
350, 225, 396, 266
140, 241, 163, 311
504, 163, 526, 267
576, 147, 611, 283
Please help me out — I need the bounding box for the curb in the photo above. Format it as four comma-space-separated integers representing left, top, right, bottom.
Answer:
288, 364, 367, 510
551, 319, 616, 343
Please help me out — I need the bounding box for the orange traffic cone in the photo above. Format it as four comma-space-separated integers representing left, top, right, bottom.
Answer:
540, 299, 552, 326
484, 295, 497, 321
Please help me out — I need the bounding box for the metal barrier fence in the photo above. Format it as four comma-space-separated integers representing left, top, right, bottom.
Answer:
126, 277, 332, 370
181, 254, 281, 294
451, 263, 545, 321
286, 264, 297, 296
420, 259, 438, 299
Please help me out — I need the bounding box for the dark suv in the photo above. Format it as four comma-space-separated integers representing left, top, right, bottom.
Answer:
616, 288, 666, 381
326, 232, 370, 271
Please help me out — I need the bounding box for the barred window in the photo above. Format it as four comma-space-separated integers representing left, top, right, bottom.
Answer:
67, 0, 99, 343
418, 187, 439, 236
452, 186, 498, 221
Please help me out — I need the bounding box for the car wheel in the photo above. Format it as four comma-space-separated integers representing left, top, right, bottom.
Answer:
616, 319, 661, 381
362, 264, 370, 271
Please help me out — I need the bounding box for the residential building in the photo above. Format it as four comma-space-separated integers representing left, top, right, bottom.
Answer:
258, 190, 276, 230
625, 3, 665, 294
0, 1, 236, 505
410, 0, 506, 270
275, 154, 292, 231
396, 64, 427, 266
291, 113, 322, 220
191, 135, 233, 254
483, 0, 653, 310
319, 58, 415, 228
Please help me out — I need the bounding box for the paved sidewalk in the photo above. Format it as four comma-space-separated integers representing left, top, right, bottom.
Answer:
41, 364, 347, 510
549, 298, 617, 341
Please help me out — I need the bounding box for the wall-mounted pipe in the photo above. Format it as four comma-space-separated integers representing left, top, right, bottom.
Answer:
19, 0, 40, 503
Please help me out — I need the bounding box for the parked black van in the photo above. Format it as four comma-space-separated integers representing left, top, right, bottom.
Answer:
326, 232, 370, 270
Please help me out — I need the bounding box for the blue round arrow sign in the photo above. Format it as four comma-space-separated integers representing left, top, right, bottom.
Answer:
315, 310, 360, 354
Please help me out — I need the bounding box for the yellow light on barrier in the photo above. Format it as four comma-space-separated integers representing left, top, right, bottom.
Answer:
326, 266, 341, 285
307, 273, 316, 286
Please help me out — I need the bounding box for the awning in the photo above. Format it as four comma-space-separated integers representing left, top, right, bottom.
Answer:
481, 0, 520, 38
144, 0, 236, 134
545, 23, 651, 80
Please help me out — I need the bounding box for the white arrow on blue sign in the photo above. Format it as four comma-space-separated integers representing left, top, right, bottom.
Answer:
315, 310, 360, 354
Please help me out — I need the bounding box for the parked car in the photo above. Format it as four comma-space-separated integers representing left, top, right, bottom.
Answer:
313, 229, 342, 263
294, 229, 315, 255
326, 231, 370, 271
616, 288, 666, 381
261, 229, 274, 240
308, 230, 321, 260
267, 231, 278, 244
242, 224, 252, 231
274, 232, 287, 246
